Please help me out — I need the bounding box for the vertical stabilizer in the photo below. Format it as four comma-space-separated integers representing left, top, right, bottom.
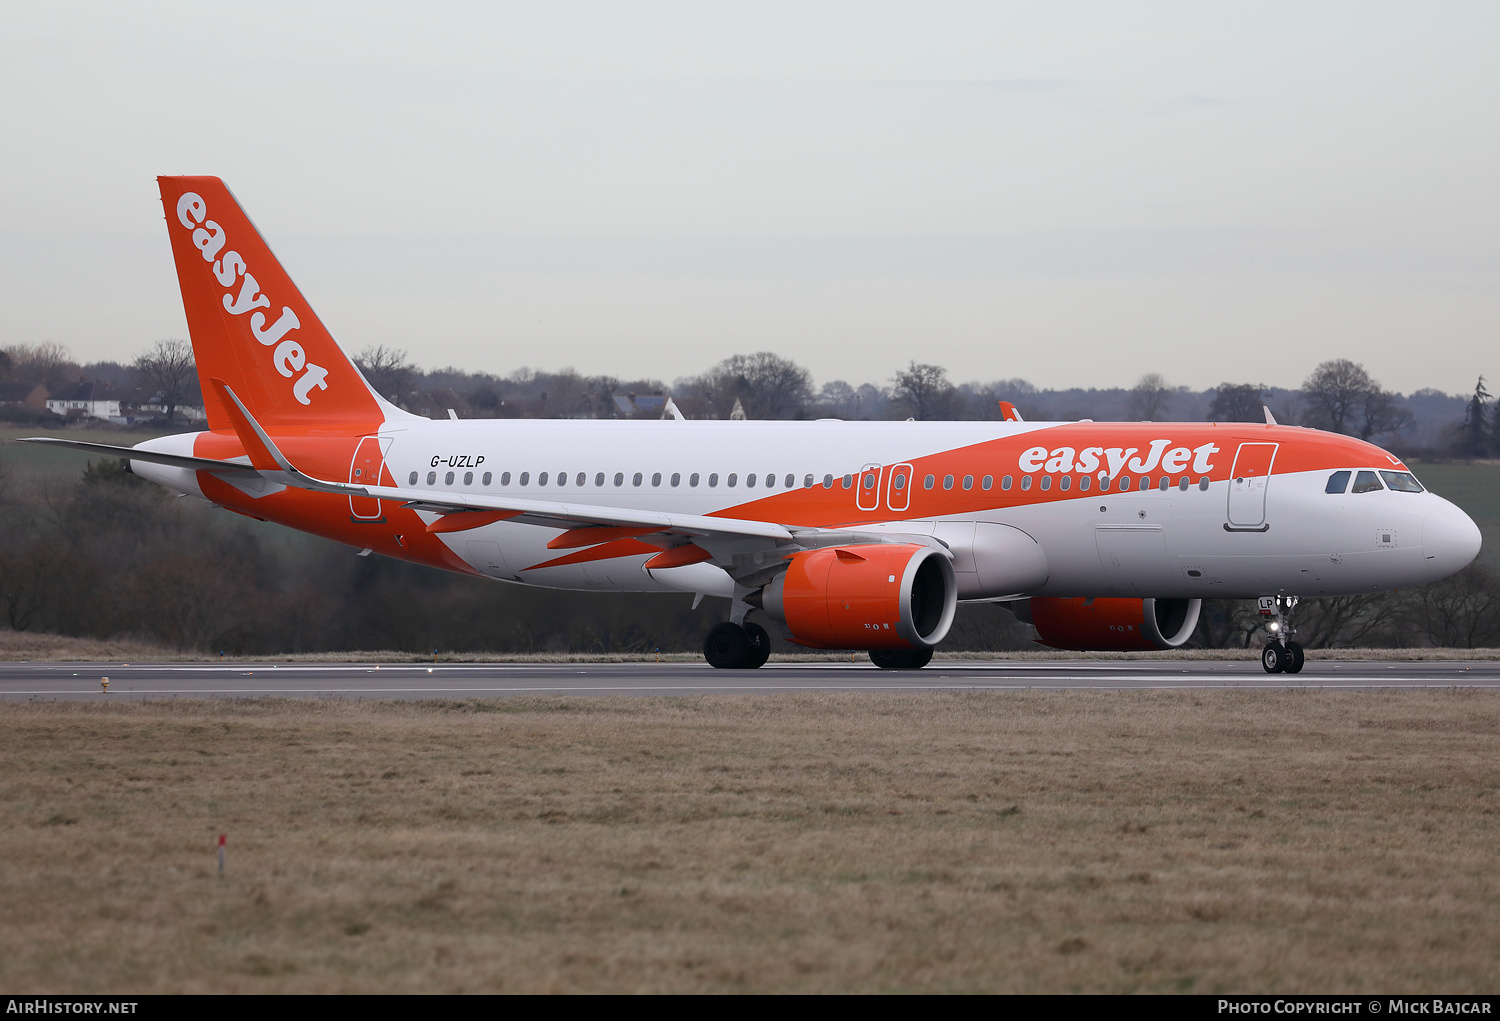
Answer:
157, 176, 385, 433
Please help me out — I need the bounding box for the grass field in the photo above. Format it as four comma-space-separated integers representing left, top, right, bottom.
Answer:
1, 692, 1497, 993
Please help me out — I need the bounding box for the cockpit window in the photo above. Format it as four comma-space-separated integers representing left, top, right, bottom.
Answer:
1379, 470, 1424, 493
1352, 470, 1383, 494
1325, 470, 1351, 494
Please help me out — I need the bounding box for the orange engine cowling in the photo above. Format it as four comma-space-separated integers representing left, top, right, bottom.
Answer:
754, 544, 957, 650
1021, 597, 1202, 651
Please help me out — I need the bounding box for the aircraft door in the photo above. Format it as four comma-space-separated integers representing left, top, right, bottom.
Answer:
1226, 443, 1278, 531
349, 436, 385, 520
886, 463, 913, 512
856, 463, 883, 512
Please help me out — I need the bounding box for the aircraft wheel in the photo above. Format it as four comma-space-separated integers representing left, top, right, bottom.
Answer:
1261, 641, 1287, 674
870, 647, 934, 670
1284, 641, 1305, 674
743, 622, 772, 669
704, 623, 750, 669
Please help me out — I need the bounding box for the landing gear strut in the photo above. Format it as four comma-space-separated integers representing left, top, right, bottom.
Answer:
703, 621, 771, 669
1258, 595, 1305, 674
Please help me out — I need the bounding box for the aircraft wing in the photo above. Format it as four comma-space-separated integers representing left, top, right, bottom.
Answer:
17, 436, 256, 474
17, 433, 796, 543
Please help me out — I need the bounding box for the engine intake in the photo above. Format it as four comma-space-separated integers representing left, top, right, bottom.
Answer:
1022, 596, 1202, 651
753, 543, 957, 650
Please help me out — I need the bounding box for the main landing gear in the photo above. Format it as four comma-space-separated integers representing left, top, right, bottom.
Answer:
869, 648, 933, 670
703, 621, 771, 670
1258, 595, 1305, 674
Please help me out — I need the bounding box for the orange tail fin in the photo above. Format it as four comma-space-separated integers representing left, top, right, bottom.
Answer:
157, 176, 386, 433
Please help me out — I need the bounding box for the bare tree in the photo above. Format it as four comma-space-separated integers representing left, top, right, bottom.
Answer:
354, 345, 417, 405
132, 339, 197, 426
1207, 382, 1268, 423
1300, 359, 1411, 440
1127, 373, 1172, 421
891, 362, 955, 420
0, 349, 12, 379
4, 342, 78, 390
684, 352, 813, 419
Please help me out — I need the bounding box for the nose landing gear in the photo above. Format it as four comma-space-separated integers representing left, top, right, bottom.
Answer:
1258, 595, 1305, 674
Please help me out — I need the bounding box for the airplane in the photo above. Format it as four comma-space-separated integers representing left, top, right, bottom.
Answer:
22, 177, 1483, 674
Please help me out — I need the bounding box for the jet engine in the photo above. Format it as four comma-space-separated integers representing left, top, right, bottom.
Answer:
1019, 596, 1202, 651
751, 543, 957, 650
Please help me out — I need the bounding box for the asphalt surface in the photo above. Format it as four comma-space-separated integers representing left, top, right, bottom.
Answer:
2, 659, 1498, 700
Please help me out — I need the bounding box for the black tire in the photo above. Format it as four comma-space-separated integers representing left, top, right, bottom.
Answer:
743, 622, 771, 669
704, 622, 750, 669
869, 647, 934, 670
1261, 641, 1287, 674
1284, 641, 1305, 674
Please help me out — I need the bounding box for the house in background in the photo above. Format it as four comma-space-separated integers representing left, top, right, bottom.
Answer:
0, 381, 49, 409
45, 382, 123, 421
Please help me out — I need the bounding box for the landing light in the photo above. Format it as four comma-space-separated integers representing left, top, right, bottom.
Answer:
1268, 622, 1280, 632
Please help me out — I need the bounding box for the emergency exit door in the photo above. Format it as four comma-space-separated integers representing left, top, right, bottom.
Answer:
348, 436, 386, 521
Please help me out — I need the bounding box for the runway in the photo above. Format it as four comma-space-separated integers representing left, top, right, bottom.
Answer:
2, 658, 1499, 700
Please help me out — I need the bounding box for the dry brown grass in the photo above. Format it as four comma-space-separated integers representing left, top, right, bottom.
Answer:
1, 692, 1498, 993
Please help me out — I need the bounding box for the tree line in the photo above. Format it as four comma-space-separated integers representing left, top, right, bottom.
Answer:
3, 340, 1483, 454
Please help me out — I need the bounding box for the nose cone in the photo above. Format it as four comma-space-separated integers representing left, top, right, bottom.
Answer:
1422, 499, 1482, 575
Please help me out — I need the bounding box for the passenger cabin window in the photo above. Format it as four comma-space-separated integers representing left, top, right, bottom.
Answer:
633, 472, 643, 487
671, 473, 681, 487
576, 472, 586, 486
823, 474, 834, 488
943, 475, 954, 490
1001, 475, 1012, 491
924, 474, 935, 490
408, 471, 418, 485
652, 472, 662, 487
464, 471, 473, 485
500, 471, 511, 486
519, 472, 530, 485
746, 474, 757, 488
1020, 476, 1032, 491
482, 471, 492, 486
1380, 470, 1424, 493
444, 471, 455, 485
1326, 470, 1351, 494
982, 475, 993, 490
1352, 470, 1383, 494
613, 472, 624, 486
595, 472, 605, 486
426, 471, 437, 485
538, 472, 548, 486
842, 474, 854, 488
690, 473, 700, 487
727, 473, 738, 487
1078, 476, 1090, 492
709, 473, 719, 487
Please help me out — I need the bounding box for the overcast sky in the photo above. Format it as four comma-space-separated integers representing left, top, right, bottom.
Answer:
2, 1, 1496, 394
